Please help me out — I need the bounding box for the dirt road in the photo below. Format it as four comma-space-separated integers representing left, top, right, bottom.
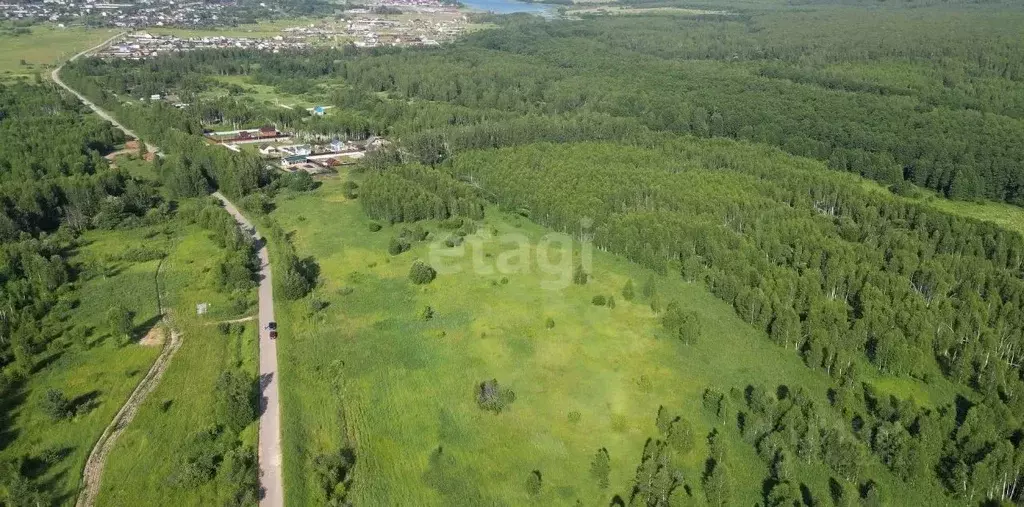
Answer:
55, 43, 285, 507
75, 330, 183, 507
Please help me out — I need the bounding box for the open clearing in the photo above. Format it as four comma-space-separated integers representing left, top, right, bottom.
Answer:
271, 175, 942, 505
93, 220, 259, 506
0, 225, 168, 504
0, 26, 114, 77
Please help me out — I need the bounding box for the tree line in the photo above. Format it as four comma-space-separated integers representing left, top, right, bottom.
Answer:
440, 138, 1024, 504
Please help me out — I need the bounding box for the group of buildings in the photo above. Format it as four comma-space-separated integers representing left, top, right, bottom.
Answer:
96, 32, 310, 59
87, 10, 469, 60
204, 125, 386, 175
275, 14, 467, 49
1, 0, 273, 28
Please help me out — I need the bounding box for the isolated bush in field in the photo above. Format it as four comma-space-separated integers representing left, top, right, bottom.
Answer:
476, 379, 516, 413
668, 418, 695, 455
444, 235, 464, 248
367, 222, 382, 232
682, 254, 704, 282
592, 295, 606, 306
662, 302, 701, 344
642, 275, 657, 299
567, 411, 582, 424
421, 306, 435, 320
312, 447, 356, 505
229, 296, 249, 315
223, 447, 260, 507
573, 264, 589, 285
410, 224, 429, 241
279, 170, 317, 192
114, 246, 166, 263
388, 237, 410, 255
240, 193, 272, 215
342, 180, 359, 199
650, 292, 663, 313
215, 371, 256, 435
106, 305, 134, 345
457, 222, 477, 236
217, 251, 256, 291
409, 262, 437, 285
637, 374, 653, 393
622, 279, 635, 301
656, 405, 673, 434
439, 217, 464, 230
607, 296, 616, 309
590, 448, 611, 489
280, 257, 313, 300
42, 388, 72, 421
39, 447, 65, 466
309, 297, 329, 313
545, 317, 555, 329
525, 470, 542, 496
68, 326, 90, 350
173, 427, 223, 487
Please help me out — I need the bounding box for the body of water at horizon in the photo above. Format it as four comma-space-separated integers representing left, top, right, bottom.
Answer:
461, 0, 553, 15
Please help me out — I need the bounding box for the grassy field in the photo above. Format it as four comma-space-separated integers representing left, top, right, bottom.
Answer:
270, 176, 943, 506
0, 25, 114, 77
0, 225, 171, 504
206, 75, 319, 110
0, 187, 260, 505
95, 220, 259, 506
111, 153, 160, 181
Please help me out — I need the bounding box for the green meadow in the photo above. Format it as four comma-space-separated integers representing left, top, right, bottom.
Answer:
0, 195, 259, 505
270, 176, 942, 506
0, 225, 167, 504
0, 25, 114, 77
95, 220, 259, 506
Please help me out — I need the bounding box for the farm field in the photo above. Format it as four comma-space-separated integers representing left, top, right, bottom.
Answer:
0, 25, 114, 77
270, 175, 943, 506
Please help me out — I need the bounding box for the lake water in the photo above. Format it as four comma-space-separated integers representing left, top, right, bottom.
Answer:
461, 0, 553, 15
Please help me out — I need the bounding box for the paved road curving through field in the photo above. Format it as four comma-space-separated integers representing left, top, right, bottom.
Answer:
54, 39, 285, 507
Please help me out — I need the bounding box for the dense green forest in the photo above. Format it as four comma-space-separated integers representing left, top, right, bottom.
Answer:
0, 83, 147, 503
56, 2, 1024, 505
65, 6, 1024, 204
0, 83, 138, 367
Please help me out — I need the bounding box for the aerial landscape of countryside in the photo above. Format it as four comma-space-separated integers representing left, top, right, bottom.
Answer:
2, 0, 1024, 506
